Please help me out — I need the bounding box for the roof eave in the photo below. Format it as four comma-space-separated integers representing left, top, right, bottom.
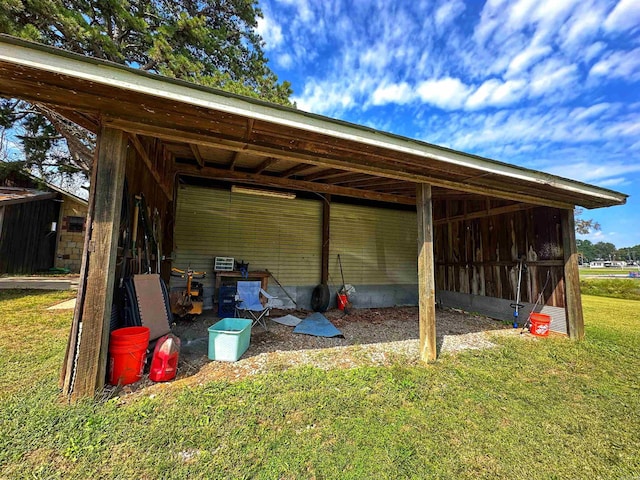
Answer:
0, 34, 628, 209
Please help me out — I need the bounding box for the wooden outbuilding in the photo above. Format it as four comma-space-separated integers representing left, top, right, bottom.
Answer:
0, 35, 627, 399
0, 168, 88, 274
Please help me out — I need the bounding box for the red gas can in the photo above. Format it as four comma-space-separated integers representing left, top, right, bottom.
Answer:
149, 334, 181, 382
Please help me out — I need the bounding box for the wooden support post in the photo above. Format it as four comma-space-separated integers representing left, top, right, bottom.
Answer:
61, 145, 99, 393
321, 194, 331, 285
69, 126, 128, 399
561, 208, 584, 340
417, 184, 437, 362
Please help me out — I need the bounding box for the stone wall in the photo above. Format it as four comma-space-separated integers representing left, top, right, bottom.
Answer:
54, 197, 87, 273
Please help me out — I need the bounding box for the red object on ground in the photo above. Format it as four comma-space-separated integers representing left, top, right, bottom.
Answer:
149, 334, 181, 382
529, 313, 551, 337
337, 293, 348, 311
108, 326, 150, 385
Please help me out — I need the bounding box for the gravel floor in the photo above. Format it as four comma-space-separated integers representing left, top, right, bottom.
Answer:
112, 306, 518, 398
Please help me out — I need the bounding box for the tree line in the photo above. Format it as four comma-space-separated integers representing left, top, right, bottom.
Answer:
577, 239, 640, 264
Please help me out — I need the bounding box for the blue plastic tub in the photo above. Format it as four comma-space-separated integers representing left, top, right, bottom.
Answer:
207, 318, 252, 361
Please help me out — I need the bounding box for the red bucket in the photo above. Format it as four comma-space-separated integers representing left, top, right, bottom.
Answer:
529, 313, 551, 337
108, 326, 150, 385
337, 293, 348, 311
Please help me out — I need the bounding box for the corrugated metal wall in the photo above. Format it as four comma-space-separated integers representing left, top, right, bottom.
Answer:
329, 203, 418, 286
173, 185, 323, 287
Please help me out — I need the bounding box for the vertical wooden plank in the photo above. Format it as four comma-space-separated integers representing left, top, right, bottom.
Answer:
417, 184, 437, 362
70, 127, 128, 399
561, 209, 584, 340
321, 194, 331, 285
61, 145, 100, 393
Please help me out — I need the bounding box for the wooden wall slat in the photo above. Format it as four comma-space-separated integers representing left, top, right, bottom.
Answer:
434, 205, 566, 308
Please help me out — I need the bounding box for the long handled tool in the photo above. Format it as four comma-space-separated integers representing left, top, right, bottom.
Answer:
265, 269, 297, 306
510, 257, 526, 328
338, 254, 346, 292
337, 254, 353, 314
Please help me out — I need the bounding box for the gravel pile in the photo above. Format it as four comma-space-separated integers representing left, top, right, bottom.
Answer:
113, 306, 515, 398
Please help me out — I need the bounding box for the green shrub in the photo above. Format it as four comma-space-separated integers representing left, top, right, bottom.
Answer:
580, 278, 640, 301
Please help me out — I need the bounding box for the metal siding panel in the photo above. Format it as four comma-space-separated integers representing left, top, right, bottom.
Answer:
173, 185, 321, 288
540, 305, 568, 335
329, 203, 418, 286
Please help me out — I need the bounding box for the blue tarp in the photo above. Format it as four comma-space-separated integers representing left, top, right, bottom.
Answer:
293, 312, 344, 338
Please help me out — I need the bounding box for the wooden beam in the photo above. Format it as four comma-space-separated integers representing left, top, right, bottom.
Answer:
280, 163, 314, 178
69, 126, 127, 399
105, 117, 576, 209
177, 163, 416, 205
371, 184, 417, 193
329, 173, 371, 185
190, 144, 204, 168
561, 209, 584, 340
228, 151, 240, 171
50, 107, 100, 132
417, 184, 437, 362
61, 142, 99, 393
340, 178, 402, 188
301, 168, 346, 182
253, 157, 279, 174
321, 195, 331, 285
245, 118, 255, 141
434, 203, 535, 225
127, 133, 172, 200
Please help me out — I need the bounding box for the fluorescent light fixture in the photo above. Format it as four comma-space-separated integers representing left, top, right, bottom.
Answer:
231, 185, 296, 199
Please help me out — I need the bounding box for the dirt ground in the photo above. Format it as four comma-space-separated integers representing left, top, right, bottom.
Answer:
109, 306, 520, 398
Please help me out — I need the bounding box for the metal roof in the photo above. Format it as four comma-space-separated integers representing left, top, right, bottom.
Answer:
0, 34, 628, 210
0, 187, 56, 206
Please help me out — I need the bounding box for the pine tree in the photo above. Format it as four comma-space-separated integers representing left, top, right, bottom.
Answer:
0, 0, 292, 181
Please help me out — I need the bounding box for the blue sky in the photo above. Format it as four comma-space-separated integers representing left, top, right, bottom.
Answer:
256, 0, 640, 248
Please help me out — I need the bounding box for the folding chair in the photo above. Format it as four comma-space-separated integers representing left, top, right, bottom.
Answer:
235, 281, 277, 330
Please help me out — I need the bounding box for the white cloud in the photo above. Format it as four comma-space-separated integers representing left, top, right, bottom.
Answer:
371, 82, 414, 106
276, 53, 294, 70
571, 103, 614, 121
589, 48, 640, 81
293, 80, 356, 114
256, 15, 284, 49
560, 5, 606, 49
529, 59, 579, 96
583, 42, 607, 63
359, 44, 392, 71
604, 0, 640, 32
465, 78, 526, 109
506, 45, 552, 76
416, 77, 471, 110
434, 0, 466, 30
544, 161, 640, 184
598, 177, 630, 187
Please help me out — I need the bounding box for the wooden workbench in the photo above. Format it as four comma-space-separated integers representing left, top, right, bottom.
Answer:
214, 270, 269, 300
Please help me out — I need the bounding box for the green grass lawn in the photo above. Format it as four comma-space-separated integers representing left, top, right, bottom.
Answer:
580, 267, 639, 276
1, 290, 639, 479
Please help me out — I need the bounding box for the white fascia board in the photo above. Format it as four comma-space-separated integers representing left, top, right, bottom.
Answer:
0, 37, 627, 206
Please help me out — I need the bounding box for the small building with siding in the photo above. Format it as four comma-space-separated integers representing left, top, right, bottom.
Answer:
0, 167, 87, 274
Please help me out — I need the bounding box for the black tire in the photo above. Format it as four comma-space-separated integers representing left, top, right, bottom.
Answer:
310, 284, 330, 312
